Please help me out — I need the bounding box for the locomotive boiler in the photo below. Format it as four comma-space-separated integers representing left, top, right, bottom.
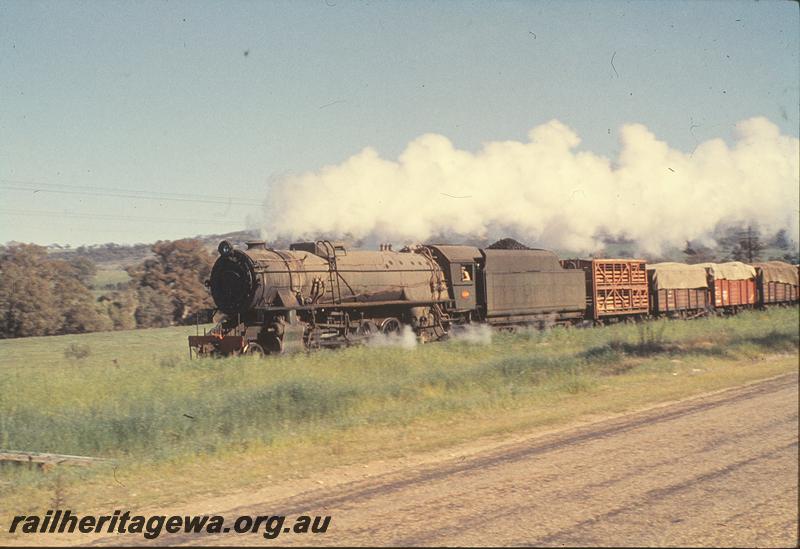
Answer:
190, 239, 451, 356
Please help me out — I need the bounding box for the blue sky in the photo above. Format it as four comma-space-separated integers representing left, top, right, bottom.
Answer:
1, 0, 798, 245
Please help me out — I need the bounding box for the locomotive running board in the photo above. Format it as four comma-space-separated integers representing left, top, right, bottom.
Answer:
254, 299, 453, 313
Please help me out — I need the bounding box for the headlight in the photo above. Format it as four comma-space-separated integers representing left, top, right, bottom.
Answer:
218, 240, 233, 257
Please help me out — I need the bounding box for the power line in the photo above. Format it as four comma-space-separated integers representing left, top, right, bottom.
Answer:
0, 179, 258, 207
0, 208, 244, 226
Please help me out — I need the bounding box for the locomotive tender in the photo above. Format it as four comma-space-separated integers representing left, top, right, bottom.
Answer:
188, 239, 798, 357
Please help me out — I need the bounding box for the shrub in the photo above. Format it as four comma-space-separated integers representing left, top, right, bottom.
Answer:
63, 343, 91, 361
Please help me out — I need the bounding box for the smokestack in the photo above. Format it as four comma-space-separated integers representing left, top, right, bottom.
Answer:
245, 240, 266, 250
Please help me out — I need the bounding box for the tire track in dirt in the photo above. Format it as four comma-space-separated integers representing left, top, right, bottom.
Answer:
522, 441, 798, 547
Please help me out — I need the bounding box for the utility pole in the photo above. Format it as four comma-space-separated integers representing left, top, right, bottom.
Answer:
746, 226, 753, 263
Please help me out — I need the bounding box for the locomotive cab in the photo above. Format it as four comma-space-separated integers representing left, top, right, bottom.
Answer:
425, 245, 482, 315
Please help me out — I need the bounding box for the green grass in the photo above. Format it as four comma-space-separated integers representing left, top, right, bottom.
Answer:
91, 268, 130, 290
1, 309, 797, 458
0, 307, 797, 516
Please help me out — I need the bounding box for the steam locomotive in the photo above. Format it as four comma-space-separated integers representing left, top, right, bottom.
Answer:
188, 239, 798, 357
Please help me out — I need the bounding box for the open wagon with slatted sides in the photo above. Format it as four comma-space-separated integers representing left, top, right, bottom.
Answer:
646, 262, 711, 317
753, 261, 799, 305
560, 258, 649, 322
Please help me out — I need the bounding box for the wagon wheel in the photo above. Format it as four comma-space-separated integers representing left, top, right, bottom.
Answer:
380, 317, 402, 336
244, 342, 265, 356
265, 335, 284, 354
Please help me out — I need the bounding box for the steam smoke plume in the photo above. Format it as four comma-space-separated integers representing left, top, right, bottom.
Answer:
262, 117, 798, 253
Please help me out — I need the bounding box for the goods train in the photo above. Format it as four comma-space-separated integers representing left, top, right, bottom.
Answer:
188, 239, 798, 357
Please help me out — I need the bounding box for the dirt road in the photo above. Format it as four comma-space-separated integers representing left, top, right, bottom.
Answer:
98, 373, 798, 547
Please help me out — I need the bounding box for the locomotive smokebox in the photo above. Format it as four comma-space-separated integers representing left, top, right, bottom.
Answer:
210, 249, 257, 314
209, 240, 325, 315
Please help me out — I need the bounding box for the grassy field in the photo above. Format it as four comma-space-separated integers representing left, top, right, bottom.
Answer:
89, 268, 131, 298
0, 307, 797, 517
91, 268, 130, 289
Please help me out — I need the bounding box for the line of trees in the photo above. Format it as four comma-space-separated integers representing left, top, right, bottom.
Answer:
683, 225, 799, 265
0, 239, 213, 338
1, 227, 798, 339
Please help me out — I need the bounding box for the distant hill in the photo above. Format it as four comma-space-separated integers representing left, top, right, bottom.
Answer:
190, 229, 262, 253
36, 222, 798, 270
45, 229, 261, 269
46, 242, 154, 269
